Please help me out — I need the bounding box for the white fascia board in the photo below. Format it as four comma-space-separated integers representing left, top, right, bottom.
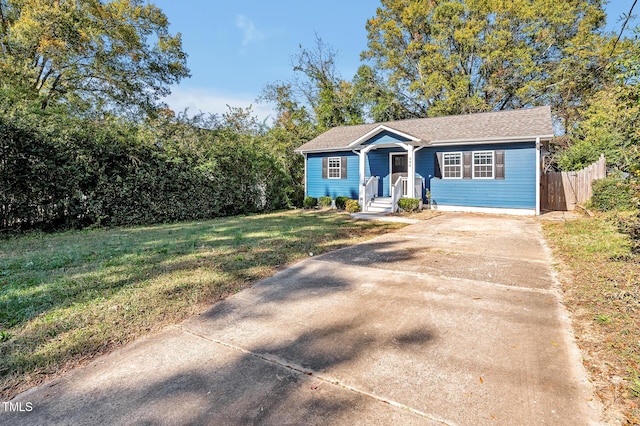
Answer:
429, 134, 555, 146
295, 147, 358, 154
361, 142, 418, 151
348, 124, 421, 147
296, 141, 424, 154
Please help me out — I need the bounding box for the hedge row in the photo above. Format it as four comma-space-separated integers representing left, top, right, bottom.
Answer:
0, 115, 293, 232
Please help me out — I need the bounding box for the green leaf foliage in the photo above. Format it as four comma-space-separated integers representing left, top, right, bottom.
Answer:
345, 199, 361, 213
262, 36, 364, 131
362, 0, 609, 122
0, 109, 294, 232
335, 196, 350, 210
559, 33, 640, 173
397, 197, 420, 212
318, 196, 333, 207
303, 196, 318, 209
590, 177, 640, 212
0, 0, 189, 117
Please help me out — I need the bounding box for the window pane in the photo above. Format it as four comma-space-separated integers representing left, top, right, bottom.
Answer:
473, 152, 493, 178
443, 153, 461, 178
328, 157, 341, 178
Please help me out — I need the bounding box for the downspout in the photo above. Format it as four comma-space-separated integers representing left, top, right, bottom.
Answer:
535, 137, 541, 216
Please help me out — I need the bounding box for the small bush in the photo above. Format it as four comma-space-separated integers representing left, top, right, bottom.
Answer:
590, 177, 639, 212
335, 196, 349, 210
398, 197, 421, 212
345, 199, 361, 213
303, 196, 318, 209
617, 211, 640, 253
318, 196, 333, 208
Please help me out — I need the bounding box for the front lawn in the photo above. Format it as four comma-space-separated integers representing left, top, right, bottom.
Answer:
0, 210, 404, 399
543, 214, 640, 424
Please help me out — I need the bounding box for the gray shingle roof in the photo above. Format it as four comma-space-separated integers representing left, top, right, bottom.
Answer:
296, 106, 554, 152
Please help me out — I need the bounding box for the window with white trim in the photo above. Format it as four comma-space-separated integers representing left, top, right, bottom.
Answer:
473, 151, 494, 179
443, 152, 462, 179
328, 157, 341, 179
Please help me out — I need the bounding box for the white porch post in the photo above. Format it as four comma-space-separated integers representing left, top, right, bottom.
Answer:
303, 153, 308, 197
535, 137, 541, 216
358, 146, 375, 209
407, 145, 415, 198
357, 149, 365, 208
358, 149, 367, 207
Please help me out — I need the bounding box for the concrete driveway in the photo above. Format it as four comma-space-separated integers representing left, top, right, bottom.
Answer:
3, 213, 601, 425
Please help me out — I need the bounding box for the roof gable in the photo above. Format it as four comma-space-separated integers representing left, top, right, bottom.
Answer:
296, 106, 554, 153
350, 125, 420, 147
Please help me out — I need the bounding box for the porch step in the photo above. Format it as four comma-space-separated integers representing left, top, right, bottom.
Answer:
367, 197, 393, 213
367, 205, 393, 213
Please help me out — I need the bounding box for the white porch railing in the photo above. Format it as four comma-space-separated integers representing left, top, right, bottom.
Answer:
363, 176, 379, 212
391, 176, 404, 213
413, 176, 423, 198
391, 176, 424, 212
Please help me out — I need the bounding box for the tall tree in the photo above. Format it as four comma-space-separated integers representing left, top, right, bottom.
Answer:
558, 32, 640, 172
260, 83, 318, 205
0, 0, 189, 116
353, 64, 413, 122
362, 0, 610, 125
285, 36, 364, 130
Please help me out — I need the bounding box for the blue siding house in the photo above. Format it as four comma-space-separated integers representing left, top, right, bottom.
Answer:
296, 107, 554, 215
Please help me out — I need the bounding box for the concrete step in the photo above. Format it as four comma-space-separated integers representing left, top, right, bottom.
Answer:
369, 203, 392, 209
366, 205, 392, 213
365, 197, 393, 213
369, 197, 392, 206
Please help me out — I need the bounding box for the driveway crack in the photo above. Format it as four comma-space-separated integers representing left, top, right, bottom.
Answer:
178, 325, 457, 426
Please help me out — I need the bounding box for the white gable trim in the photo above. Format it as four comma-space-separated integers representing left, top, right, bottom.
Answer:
348, 125, 421, 147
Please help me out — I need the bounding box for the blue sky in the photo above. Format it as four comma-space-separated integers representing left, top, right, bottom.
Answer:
154, 0, 637, 121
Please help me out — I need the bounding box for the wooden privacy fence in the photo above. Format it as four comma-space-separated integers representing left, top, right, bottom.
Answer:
542, 154, 606, 211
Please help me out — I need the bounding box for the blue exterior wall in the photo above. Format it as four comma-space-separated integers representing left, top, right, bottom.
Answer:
417, 142, 536, 209
305, 141, 537, 209
306, 151, 360, 199
365, 147, 405, 197
362, 130, 411, 146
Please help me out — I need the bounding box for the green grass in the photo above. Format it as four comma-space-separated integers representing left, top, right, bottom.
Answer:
0, 210, 404, 399
543, 213, 640, 423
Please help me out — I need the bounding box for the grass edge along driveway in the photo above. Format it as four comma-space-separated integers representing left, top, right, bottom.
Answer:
543, 213, 640, 424
0, 210, 406, 400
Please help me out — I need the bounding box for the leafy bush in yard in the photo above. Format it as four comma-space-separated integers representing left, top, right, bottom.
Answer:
345, 199, 361, 213
590, 176, 639, 212
616, 211, 640, 253
398, 197, 421, 212
303, 196, 318, 209
335, 196, 349, 210
589, 176, 640, 253
318, 196, 333, 207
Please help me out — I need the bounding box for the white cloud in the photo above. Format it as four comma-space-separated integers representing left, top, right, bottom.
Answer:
163, 87, 275, 124
235, 14, 265, 47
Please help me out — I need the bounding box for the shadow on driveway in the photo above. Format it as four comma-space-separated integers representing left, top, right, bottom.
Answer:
4, 214, 601, 425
